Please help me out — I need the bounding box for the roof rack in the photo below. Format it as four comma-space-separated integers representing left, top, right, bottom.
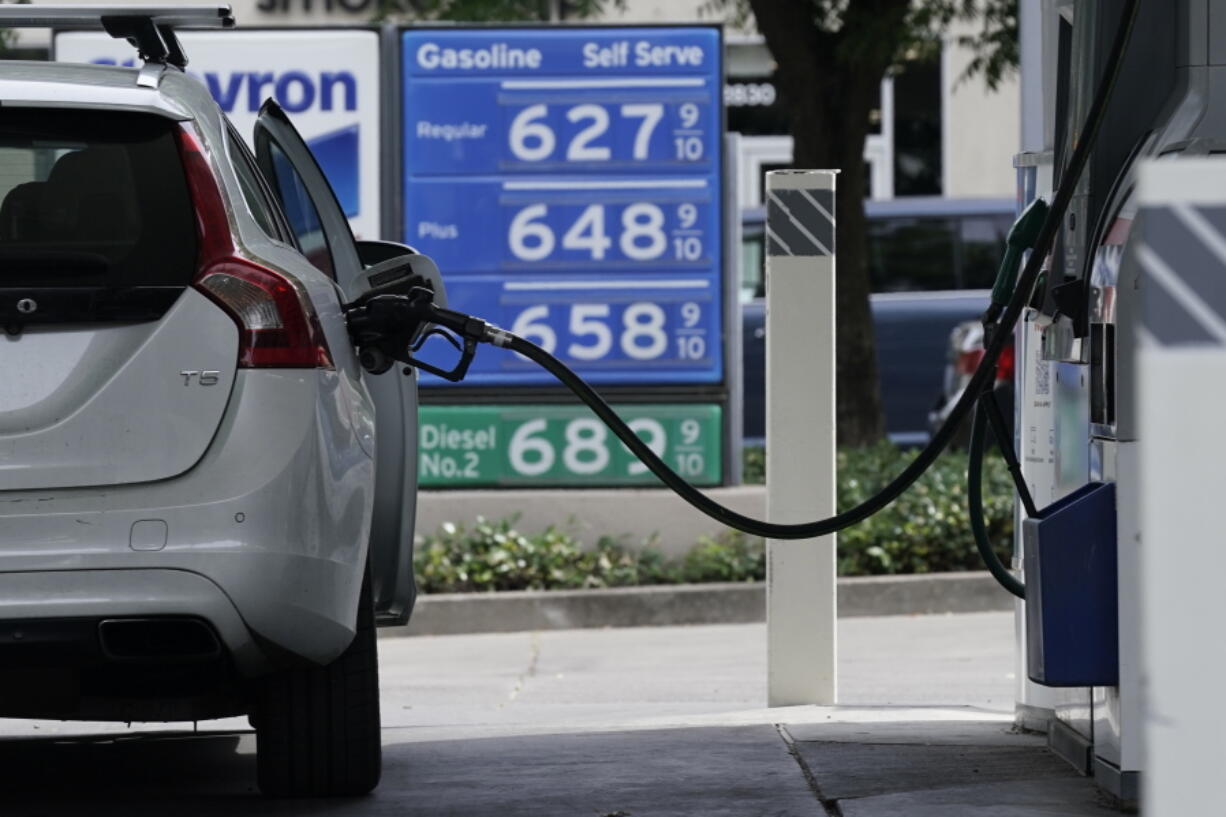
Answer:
0, 5, 235, 70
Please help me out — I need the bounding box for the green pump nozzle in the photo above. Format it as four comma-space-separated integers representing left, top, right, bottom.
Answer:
982, 198, 1049, 335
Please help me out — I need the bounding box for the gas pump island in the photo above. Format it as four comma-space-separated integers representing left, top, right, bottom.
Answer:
348, 0, 1226, 808
42, 2, 1224, 809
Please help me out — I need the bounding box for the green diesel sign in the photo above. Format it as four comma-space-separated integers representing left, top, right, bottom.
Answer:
418, 404, 722, 488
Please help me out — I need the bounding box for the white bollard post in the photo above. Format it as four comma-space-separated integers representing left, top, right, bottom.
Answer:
765, 170, 837, 706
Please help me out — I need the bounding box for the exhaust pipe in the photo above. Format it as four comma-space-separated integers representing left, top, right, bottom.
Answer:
98, 618, 221, 662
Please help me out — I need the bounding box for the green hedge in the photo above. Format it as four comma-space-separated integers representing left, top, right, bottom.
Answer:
414, 519, 763, 593
414, 443, 1015, 593
832, 443, 1014, 575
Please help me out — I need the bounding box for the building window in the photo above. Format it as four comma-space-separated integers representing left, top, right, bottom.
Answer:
893, 56, 943, 196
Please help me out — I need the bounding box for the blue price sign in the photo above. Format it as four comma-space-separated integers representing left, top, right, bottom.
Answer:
402, 27, 723, 387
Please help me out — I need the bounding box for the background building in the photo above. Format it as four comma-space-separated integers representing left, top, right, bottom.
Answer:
9, 0, 1019, 208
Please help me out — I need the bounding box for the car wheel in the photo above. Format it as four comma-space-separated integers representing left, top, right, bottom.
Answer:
255, 566, 381, 797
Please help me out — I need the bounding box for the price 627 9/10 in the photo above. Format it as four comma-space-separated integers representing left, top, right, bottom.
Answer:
508, 102, 704, 164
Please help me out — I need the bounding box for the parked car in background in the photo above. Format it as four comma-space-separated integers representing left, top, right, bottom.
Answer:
740, 197, 1015, 446
928, 319, 1016, 448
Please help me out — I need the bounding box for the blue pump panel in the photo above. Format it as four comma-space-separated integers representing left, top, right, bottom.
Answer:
1023, 482, 1119, 687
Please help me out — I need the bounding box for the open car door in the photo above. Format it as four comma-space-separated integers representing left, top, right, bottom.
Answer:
253, 100, 418, 625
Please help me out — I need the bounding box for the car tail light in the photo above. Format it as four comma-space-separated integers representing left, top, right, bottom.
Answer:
957, 348, 984, 377
175, 124, 332, 369
996, 342, 1015, 384
957, 341, 1015, 383
196, 260, 333, 368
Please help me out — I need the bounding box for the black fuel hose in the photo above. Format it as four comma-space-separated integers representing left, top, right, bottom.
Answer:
968, 399, 1026, 599
491, 0, 1139, 541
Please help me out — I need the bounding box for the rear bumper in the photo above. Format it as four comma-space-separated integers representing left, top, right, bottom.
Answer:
0, 370, 376, 672
0, 569, 265, 674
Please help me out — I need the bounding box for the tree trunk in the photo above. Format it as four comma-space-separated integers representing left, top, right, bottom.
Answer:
787, 95, 884, 446
750, 0, 893, 446
838, 133, 886, 446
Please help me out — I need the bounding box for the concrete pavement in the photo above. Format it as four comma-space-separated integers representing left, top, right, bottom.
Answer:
0, 613, 1116, 815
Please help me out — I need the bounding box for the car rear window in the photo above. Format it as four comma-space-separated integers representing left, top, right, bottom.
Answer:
0, 109, 197, 289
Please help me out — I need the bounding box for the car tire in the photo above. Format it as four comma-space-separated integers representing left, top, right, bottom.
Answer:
255, 566, 381, 797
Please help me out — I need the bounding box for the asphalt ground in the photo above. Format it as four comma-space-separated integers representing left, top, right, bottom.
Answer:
0, 613, 1115, 815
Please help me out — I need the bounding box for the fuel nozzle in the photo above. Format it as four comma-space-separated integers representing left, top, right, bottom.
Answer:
344, 286, 502, 382
982, 198, 1049, 342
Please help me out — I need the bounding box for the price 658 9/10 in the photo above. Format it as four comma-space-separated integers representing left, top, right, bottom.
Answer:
511, 301, 706, 363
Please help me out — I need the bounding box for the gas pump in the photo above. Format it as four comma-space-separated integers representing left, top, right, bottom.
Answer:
1002, 0, 1226, 802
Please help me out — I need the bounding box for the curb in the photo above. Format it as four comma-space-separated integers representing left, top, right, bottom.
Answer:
381, 571, 1014, 637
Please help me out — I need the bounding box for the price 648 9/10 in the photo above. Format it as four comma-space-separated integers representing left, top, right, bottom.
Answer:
511, 301, 706, 363
508, 202, 704, 263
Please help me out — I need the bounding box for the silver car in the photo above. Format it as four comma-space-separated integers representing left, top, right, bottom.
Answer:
0, 7, 421, 797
